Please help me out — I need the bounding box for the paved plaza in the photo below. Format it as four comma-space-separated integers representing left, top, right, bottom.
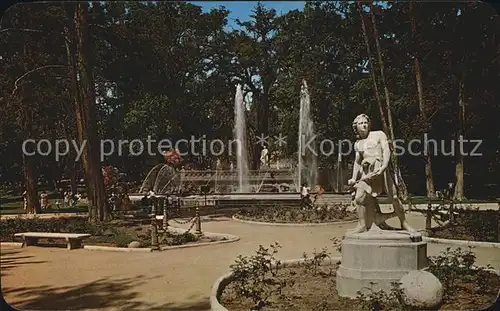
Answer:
1, 213, 499, 310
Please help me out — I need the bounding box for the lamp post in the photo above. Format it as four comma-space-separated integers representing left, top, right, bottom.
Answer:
163, 196, 169, 231
195, 206, 202, 236
150, 197, 160, 251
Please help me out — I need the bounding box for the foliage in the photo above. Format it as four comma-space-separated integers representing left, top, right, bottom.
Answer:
158, 230, 198, 246
428, 209, 499, 242
330, 236, 342, 253
0, 216, 106, 242
237, 204, 355, 223
356, 281, 409, 311
0, 1, 499, 199
229, 242, 294, 310
427, 246, 493, 301
88, 227, 136, 248
301, 247, 332, 276
354, 247, 499, 309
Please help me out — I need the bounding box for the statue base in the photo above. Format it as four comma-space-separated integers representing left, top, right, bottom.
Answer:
336, 229, 427, 298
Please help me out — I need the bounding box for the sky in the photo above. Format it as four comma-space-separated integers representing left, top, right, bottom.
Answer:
190, 1, 305, 30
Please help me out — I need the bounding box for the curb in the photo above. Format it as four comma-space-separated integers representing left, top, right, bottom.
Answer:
83, 245, 153, 252
423, 236, 500, 249
0, 242, 23, 247
210, 257, 341, 311
231, 214, 358, 227
161, 226, 240, 251
82, 228, 240, 252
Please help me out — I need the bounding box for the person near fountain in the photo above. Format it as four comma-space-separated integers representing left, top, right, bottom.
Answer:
347, 114, 416, 235
216, 158, 222, 170
300, 183, 312, 209
260, 146, 269, 169
313, 185, 325, 205
147, 189, 156, 199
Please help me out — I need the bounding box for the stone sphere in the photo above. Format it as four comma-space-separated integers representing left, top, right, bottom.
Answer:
128, 241, 141, 248
400, 270, 443, 310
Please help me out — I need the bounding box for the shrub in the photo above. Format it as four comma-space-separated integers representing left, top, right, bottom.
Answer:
427, 246, 494, 301
0, 216, 101, 242
301, 247, 331, 276
229, 242, 294, 310
357, 281, 409, 311
236, 204, 355, 223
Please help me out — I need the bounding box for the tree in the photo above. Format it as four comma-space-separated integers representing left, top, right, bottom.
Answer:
357, 2, 409, 199
409, 1, 436, 198
356, 1, 389, 135
64, 3, 108, 221
228, 2, 283, 168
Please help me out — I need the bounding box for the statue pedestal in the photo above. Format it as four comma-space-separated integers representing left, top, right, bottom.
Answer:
336, 229, 427, 298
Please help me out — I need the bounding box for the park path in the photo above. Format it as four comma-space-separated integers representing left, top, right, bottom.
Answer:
1, 214, 499, 311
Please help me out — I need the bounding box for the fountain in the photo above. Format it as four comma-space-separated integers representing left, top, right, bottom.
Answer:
130, 79, 350, 207
297, 80, 317, 190
234, 84, 249, 193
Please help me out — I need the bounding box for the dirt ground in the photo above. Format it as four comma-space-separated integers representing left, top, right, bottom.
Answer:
220, 264, 500, 311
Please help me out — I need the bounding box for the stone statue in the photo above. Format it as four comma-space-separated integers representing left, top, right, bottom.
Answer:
348, 114, 416, 235
260, 146, 269, 168
216, 158, 222, 170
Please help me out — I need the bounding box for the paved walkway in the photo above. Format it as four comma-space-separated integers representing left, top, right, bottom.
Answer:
1, 214, 499, 311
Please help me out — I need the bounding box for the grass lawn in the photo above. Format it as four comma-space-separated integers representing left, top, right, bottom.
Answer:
1, 193, 88, 214
1, 188, 90, 215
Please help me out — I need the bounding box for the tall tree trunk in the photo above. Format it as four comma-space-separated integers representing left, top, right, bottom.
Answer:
22, 152, 40, 214
21, 105, 40, 214
64, 4, 93, 219
70, 162, 78, 195
65, 3, 108, 221
409, 1, 436, 199
454, 73, 466, 201
20, 6, 40, 214
75, 2, 108, 220
368, 2, 408, 200
61, 122, 79, 195
356, 2, 389, 135
368, 3, 395, 142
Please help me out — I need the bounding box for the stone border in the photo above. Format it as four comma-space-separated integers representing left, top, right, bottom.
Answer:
210, 256, 341, 311
160, 227, 240, 251
81, 227, 240, 252
231, 214, 358, 227
422, 236, 500, 249
83, 245, 153, 252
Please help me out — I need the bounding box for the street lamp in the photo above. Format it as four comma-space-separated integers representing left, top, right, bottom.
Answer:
150, 197, 160, 251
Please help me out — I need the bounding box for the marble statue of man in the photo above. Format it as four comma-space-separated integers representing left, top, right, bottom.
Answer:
348, 114, 416, 235
260, 146, 269, 168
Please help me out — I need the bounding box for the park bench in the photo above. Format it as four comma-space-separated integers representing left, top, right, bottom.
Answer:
14, 232, 91, 250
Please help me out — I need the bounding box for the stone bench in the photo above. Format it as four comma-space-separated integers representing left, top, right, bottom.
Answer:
14, 232, 91, 250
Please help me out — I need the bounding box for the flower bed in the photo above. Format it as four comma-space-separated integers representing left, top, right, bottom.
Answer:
217, 244, 499, 311
428, 210, 499, 242
235, 204, 357, 224
0, 216, 226, 248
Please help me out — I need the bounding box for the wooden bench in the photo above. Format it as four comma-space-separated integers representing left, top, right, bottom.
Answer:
14, 232, 91, 250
